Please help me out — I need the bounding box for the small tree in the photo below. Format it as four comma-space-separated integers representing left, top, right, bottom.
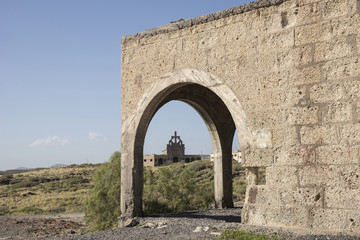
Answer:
84, 151, 121, 230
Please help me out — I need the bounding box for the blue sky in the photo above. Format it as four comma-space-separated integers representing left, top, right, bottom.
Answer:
0, 0, 251, 170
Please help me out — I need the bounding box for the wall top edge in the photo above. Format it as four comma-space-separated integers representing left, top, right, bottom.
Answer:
121, 0, 289, 45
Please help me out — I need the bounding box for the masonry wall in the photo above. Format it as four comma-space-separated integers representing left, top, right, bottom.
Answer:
121, 0, 360, 234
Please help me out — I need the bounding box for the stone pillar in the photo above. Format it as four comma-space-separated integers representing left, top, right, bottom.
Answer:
214, 130, 234, 209
119, 138, 144, 226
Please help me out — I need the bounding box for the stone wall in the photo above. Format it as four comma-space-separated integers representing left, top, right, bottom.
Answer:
121, 0, 360, 234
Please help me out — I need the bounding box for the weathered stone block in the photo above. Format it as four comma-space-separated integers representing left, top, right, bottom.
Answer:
355, 101, 360, 122
272, 127, 299, 149
289, 65, 321, 86
295, 2, 321, 25
121, 64, 145, 83
278, 206, 309, 227
144, 56, 174, 78
295, 22, 331, 45
287, 85, 308, 106
274, 145, 315, 166
156, 39, 179, 57
316, 145, 359, 165
339, 123, 360, 144
174, 51, 207, 70
325, 187, 360, 209
279, 187, 323, 207
321, 0, 349, 20
246, 185, 279, 206
299, 165, 340, 187
218, 21, 248, 45
323, 56, 360, 80
243, 148, 273, 167
207, 46, 226, 65
208, 60, 239, 79
338, 165, 360, 187
244, 204, 308, 228
258, 29, 295, 51
232, 71, 287, 95
344, 80, 360, 100
310, 83, 343, 103
197, 30, 219, 49
288, 106, 319, 125
328, 14, 360, 37
242, 205, 274, 226
130, 44, 157, 63
348, 210, 360, 233
266, 166, 298, 186
238, 52, 275, 73
181, 35, 198, 52
309, 208, 347, 230
276, 48, 299, 70
225, 40, 258, 60
248, 109, 286, 129
300, 125, 338, 145
323, 102, 353, 123
294, 45, 314, 66
315, 36, 356, 62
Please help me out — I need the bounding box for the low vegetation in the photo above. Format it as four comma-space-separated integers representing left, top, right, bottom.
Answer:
143, 160, 214, 214
0, 164, 98, 215
84, 151, 121, 230
0, 152, 266, 232
217, 230, 282, 240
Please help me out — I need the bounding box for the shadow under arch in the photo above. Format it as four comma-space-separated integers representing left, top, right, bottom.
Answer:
120, 69, 252, 219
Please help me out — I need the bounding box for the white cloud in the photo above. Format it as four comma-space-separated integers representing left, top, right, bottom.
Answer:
89, 132, 106, 141
29, 136, 69, 147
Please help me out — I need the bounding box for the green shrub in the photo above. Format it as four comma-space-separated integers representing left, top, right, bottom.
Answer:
217, 230, 282, 240
84, 157, 248, 230
84, 151, 121, 230
0, 174, 13, 185
143, 161, 214, 214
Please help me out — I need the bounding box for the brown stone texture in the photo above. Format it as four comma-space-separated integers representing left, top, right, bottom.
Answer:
120, 0, 360, 234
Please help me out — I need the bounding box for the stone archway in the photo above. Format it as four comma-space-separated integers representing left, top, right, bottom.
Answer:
120, 69, 252, 220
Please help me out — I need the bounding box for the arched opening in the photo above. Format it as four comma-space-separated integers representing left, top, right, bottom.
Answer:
120, 70, 251, 220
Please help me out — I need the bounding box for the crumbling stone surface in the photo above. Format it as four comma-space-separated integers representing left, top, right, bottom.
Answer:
121, 0, 360, 234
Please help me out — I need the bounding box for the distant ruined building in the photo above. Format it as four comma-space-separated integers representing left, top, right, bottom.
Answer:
143, 131, 202, 167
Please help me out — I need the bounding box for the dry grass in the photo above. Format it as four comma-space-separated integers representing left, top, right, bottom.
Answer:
0, 164, 100, 215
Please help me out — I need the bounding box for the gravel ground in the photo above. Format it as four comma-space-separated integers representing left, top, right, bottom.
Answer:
1, 209, 360, 240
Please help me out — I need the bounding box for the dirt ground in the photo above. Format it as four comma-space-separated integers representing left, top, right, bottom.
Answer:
0, 213, 86, 239
1, 210, 360, 240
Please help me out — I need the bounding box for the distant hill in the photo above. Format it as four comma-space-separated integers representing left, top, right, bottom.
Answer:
1, 164, 68, 175
15, 167, 30, 170
0, 168, 46, 176
50, 164, 67, 168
